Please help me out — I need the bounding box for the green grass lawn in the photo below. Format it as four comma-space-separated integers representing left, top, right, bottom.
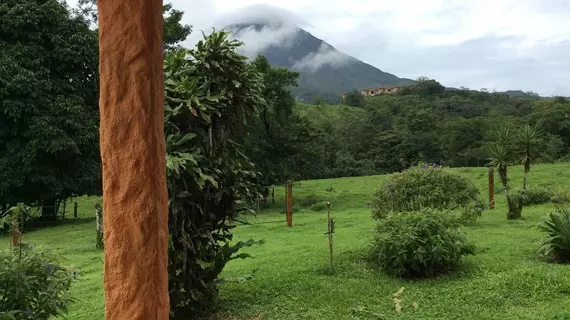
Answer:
2, 163, 570, 319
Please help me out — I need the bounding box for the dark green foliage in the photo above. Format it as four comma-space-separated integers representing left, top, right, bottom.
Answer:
0, 0, 100, 210
510, 185, 553, 206
343, 90, 365, 107
371, 165, 480, 219
536, 206, 570, 264
76, 0, 191, 50
243, 55, 301, 187
0, 245, 74, 319
290, 85, 570, 181
164, 31, 264, 319
399, 77, 446, 96
368, 210, 475, 278
162, 3, 192, 51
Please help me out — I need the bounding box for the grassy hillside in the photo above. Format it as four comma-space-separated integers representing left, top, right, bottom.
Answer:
2, 163, 570, 319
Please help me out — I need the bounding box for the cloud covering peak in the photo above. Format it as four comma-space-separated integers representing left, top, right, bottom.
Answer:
64, 0, 570, 96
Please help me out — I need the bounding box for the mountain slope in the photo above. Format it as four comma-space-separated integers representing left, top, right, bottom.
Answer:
227, 23, 414, 102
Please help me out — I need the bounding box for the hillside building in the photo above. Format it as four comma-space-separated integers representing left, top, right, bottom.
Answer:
342, 85, 404, 100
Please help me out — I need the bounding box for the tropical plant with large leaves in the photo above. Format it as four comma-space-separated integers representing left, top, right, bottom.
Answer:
163, 30, 265, 319
487, 126, 521, 219
536, 206, 570, 264
517, 124, 541, 200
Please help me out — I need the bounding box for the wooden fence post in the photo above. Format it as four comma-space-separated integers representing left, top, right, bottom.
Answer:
489, 167, 495, 209
286, 181, 293, 227
326, 202, 334, 273
11, 209, 21, 246
74, 201, 78, 218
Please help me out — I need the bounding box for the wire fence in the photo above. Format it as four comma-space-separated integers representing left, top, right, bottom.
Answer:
236, 193, 289, 225
1, 198, 94, 236
1, 186, 294, 239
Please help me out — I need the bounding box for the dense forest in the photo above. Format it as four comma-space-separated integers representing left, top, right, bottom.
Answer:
282, 81, 570, 180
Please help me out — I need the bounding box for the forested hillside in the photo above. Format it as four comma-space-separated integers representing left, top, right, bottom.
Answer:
288, 80, 570, 179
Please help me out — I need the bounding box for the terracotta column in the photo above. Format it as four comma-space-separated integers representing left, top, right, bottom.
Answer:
97, 1, 169, 319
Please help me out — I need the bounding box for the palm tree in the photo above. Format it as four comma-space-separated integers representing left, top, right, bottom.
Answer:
488, 126, 520, 219
517, 124, 540, 202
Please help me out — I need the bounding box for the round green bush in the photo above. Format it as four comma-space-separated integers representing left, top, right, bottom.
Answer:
510, 185, 554, 206
0, 245, 74, 319
368, 210, 475, 278
371, 164, 480, 219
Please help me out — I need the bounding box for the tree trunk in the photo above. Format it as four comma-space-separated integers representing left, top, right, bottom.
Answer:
272, 186, 275, 204
61, 198, 67, 220
261, 187, 270, 208
41, 198, 59, 225
522, 172, 528, 202
97, 0, 170, 319
95, 203, 104, 250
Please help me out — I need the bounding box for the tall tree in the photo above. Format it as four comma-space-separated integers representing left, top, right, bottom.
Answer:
343, 90, 365, 107
77, 0, 191, 49
0, 0, 100, 221
245, 55, 300, 193
164, 31, 264, 319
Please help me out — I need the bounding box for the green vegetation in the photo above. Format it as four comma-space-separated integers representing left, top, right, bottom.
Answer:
0, 0, 100, 221
2, 1, 570, 319
0, 245, 74, 320
371, 165, 480, 220
293, 80, 570, 179
2, 164, 570, 319
164, 32, 264, 318
537, 206, 570, 264
368, 210, 475, 278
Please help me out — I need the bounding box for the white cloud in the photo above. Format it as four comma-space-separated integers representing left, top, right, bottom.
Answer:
292, 43, 352, 72
64, 0, 570, 96
227, 23, 300, 59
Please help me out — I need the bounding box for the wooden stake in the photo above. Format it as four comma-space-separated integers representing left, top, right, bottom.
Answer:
11, 211, 21, 246
327, 202, 334, 273
286, 181, 293, 227
489, 167, 495, 209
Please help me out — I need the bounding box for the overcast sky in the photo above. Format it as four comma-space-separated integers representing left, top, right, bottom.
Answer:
66, 0, 570, 96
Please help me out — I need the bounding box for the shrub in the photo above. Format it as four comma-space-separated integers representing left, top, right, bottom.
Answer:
536, 206, 570, 264
368, 210, 475, 278
164, 31, 264, 318
310, 201, 328, 212
299, 193, 319, 207
0, 245, 74, 319
371, 164, 480, 219
511, 185, 553, 206
552, 189, 570, 204
459, 200, 487, 224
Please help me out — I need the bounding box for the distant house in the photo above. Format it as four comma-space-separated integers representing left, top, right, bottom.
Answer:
361, 85, 403, 96
342, 85, 405, 100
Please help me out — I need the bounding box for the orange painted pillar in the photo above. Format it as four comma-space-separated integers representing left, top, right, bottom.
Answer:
97, 1, 169, 319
